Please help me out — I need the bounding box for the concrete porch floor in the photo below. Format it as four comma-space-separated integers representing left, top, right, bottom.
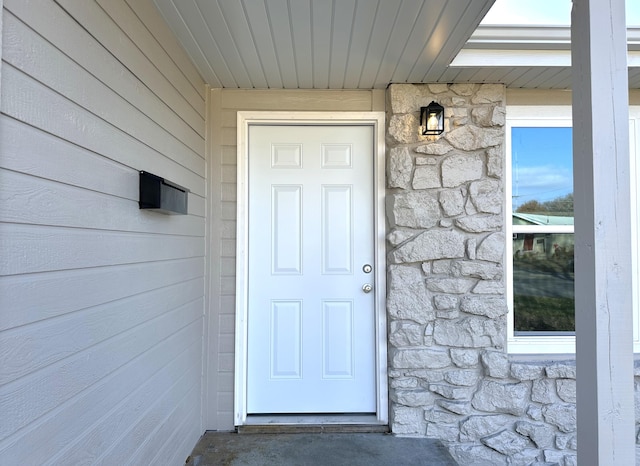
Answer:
186, 431, 458, 465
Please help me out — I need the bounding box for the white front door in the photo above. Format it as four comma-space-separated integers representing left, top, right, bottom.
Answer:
246, 124, 376, 414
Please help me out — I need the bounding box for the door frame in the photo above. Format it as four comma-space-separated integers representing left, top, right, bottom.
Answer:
234, 112, 388, 426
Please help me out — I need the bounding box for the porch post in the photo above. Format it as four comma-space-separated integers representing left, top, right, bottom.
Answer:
571, 0, 635, 463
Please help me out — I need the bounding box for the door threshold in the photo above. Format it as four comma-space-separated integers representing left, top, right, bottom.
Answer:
239, 414, 389, 434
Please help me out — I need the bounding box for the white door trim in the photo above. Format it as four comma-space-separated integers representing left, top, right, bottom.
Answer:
234, 112, 387, 426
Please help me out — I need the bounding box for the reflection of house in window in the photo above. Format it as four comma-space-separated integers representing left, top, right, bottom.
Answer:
519, 233, 548, 254
513, 214, 573, 259
511, 212, 575, 335
523, 234, 534, 251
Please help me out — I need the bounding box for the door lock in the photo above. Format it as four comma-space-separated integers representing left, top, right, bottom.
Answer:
362, 264, 372, 273
362, 284, 372, 293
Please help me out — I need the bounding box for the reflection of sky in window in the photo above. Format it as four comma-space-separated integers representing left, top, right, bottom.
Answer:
511, 127, 573, 209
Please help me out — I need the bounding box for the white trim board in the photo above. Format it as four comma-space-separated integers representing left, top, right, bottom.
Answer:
452, 49, 640, 67
234, 111, 388, 426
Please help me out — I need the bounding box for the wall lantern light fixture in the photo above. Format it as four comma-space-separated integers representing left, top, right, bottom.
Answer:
420, 101, 445, 135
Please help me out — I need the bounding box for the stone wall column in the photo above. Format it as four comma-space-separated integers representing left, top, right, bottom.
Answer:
386, 83, 508, 439
385, 84, 586, 466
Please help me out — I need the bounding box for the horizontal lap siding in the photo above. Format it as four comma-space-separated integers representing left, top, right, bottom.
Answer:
0, 1, 206, 465
207, 88, 385, 429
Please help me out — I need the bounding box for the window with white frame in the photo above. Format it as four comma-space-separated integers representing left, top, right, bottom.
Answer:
506, 119, 575, 353
506, 107, 639, 354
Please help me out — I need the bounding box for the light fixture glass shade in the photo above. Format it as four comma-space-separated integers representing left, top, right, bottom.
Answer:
420, 101, 444, 135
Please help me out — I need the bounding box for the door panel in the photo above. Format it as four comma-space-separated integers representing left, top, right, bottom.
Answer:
322, 300, 354, 378
322, 185, 353, 274
270, 300, 302, 378
247, 125, 375, 414
272, 185, 302, 274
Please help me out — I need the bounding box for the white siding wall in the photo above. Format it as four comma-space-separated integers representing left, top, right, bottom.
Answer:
206, 89, 385, 429
0, 1, 207, 464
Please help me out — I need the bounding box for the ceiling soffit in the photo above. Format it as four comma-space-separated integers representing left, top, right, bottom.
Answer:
152, 0, 495, 89
153, 1, 640, 89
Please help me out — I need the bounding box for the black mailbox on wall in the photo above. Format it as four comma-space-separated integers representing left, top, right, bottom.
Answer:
139, 171, 188, 215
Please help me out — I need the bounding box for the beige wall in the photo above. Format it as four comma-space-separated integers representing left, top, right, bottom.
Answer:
204, 86, 640, 437
0, 1, 206, 463
206, 88, 385, 429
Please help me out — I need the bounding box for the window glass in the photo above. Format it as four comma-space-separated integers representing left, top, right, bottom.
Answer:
511, 127, 574, 335
513, 232, 574, 334
512, 127, 573, 216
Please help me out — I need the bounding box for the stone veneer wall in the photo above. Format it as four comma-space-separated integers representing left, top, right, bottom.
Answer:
385, 84, 580, 466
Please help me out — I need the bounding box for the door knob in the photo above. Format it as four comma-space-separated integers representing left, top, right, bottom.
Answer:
362, 284, 372, 293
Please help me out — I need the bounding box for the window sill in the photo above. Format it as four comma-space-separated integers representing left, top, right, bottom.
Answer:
509, 336, 640, 355
508, 336, 575, 354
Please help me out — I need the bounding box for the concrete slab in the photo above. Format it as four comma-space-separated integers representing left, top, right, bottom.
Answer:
187, 432, 458, 465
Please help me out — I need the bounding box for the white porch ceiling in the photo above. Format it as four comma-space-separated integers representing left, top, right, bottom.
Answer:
152, 0, 495, 89
153, 0, 640, 90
